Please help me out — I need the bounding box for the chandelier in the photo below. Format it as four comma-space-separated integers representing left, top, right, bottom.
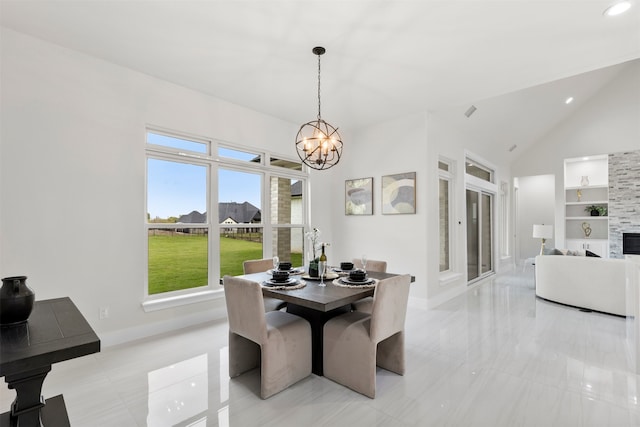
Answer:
295, 47, 343, 170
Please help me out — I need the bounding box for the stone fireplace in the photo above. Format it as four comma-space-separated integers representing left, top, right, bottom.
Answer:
608, 150, 640, 258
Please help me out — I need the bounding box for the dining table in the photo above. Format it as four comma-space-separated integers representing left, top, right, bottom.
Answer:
237, 269, 412, 375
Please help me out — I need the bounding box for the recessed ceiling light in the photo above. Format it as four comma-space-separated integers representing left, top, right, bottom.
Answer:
604, 1, 632, 16
565, 97, 574, 104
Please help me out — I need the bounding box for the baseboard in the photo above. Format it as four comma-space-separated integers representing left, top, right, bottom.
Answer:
426, 284, 469, 309
98, 306, 228, 347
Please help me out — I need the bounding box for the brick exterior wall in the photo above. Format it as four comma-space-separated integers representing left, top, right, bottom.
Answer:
271, 177, 292, 260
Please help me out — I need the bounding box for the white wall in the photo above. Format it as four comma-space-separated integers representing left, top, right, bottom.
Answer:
512, 60, 640, 251
326, 112, 429, 300
323, 107, 514, 309
0, 29, 299, 345
426, 112, 514, 305
515, 175, 556, 261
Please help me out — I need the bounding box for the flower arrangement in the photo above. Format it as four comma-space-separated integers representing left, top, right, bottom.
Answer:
305, 227, 322, 261
305, 228, 330, 277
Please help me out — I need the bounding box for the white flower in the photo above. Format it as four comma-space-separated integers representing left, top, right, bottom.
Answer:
305, 228, 321, 260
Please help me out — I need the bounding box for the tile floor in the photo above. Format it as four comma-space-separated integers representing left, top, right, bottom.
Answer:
2, 269, 640, 426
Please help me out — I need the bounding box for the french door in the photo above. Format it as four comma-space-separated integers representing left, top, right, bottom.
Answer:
466, 189, 493, 282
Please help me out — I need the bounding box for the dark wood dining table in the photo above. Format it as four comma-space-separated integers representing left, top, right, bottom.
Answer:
238, 270, 410, 375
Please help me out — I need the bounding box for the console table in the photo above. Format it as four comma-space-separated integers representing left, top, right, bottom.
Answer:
1, 297, 100, 426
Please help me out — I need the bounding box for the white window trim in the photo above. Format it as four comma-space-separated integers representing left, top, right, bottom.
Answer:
499, 180, 511, 259
438, 157, 455, 276
142, 289, 224, 312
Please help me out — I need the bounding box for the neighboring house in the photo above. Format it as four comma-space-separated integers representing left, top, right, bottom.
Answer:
176, 202, 261, 234
177, 210, 207, 224
218, 202, 261, 227
177, 202, 261, 225
176, 189, 303, 249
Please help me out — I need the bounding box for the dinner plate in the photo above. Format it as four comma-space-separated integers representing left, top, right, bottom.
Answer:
263, 278, 299, 287
331, 268, 353, 274
339, 277, 375, 285
302, 273, 339, 280
267, 267, 304, 275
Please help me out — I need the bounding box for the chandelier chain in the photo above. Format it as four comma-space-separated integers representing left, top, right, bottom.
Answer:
317, 52, 322, 120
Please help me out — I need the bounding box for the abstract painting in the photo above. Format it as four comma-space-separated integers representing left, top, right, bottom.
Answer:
382, 172, 416, 214
345, 177, 373, 215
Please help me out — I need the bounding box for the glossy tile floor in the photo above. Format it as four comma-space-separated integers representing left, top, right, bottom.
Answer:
3, 269, 640, 426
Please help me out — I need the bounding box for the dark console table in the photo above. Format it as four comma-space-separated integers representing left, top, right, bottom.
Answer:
1, 297, 100, 426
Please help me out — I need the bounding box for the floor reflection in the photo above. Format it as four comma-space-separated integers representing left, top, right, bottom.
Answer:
147, 354, 208, 426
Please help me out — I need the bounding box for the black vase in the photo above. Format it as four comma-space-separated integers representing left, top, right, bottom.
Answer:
0, 276, 35, 326
591, 211, 599, 216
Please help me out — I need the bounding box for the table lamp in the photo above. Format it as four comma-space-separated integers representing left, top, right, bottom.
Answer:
533, 224, 553, 255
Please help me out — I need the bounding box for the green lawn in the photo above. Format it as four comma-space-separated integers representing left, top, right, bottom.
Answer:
148, 233, 302, 295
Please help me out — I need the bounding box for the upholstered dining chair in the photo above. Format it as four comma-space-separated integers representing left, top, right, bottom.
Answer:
352, 258, 387, 273
351, 258, 387, 313
323, 274, 411, 398
243, 258, 287, 311
223, 276, 312, 399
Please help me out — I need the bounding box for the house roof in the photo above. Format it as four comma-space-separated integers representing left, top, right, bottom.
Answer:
177, 210, 207, 224
218, 202, 261, 224
178, 203, 261, 224
291, 181, 302, 197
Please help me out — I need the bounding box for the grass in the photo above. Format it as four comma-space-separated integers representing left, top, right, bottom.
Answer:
148, 233, 302, 295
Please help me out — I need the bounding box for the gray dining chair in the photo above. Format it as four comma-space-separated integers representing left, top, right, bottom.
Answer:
243, 258, 287, 311
223, 276, 312, 399
323, 274, 411, 398
352, 258, 387, 273
351, 258, 387, 313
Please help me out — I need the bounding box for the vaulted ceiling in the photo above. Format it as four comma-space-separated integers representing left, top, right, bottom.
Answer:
1, 1, 639, 160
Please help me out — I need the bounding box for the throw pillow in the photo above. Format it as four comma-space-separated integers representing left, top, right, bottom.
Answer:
585, 250, 601, 258
547, 248, 564, 256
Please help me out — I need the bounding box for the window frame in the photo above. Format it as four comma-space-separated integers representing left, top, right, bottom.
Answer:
143, 127, 308, 311
438, 157, 455, 276
499, 180, 511, 259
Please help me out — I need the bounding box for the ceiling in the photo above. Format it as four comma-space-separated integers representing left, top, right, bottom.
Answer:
1, 1, 639, 160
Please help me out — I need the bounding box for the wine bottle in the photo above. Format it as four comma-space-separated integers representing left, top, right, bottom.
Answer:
318, 244, 328, 285
319, 244, 327, 275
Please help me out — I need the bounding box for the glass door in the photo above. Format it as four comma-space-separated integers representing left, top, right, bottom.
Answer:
466, 189, 493, 282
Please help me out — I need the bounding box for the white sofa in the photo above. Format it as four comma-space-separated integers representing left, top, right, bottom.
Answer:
535, 255, 629, 316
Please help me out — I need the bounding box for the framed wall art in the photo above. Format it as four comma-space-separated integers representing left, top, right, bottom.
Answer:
345, 177, 373, 215
381, 172, 416, 214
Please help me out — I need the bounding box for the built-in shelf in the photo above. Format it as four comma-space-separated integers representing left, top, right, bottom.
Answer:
564, 155, 609, 256
566, 216, 609, 220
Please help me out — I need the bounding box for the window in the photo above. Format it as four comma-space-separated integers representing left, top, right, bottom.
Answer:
499, 181, 510, 258
147, 137, 210, 297
465, 161, 492, 182
464, 154, 496, 282
439, 158, 454, 273
145, 129, 307, 305
218, 168, 262, 277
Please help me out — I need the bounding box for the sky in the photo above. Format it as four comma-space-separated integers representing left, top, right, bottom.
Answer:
147, 133, 261, 219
